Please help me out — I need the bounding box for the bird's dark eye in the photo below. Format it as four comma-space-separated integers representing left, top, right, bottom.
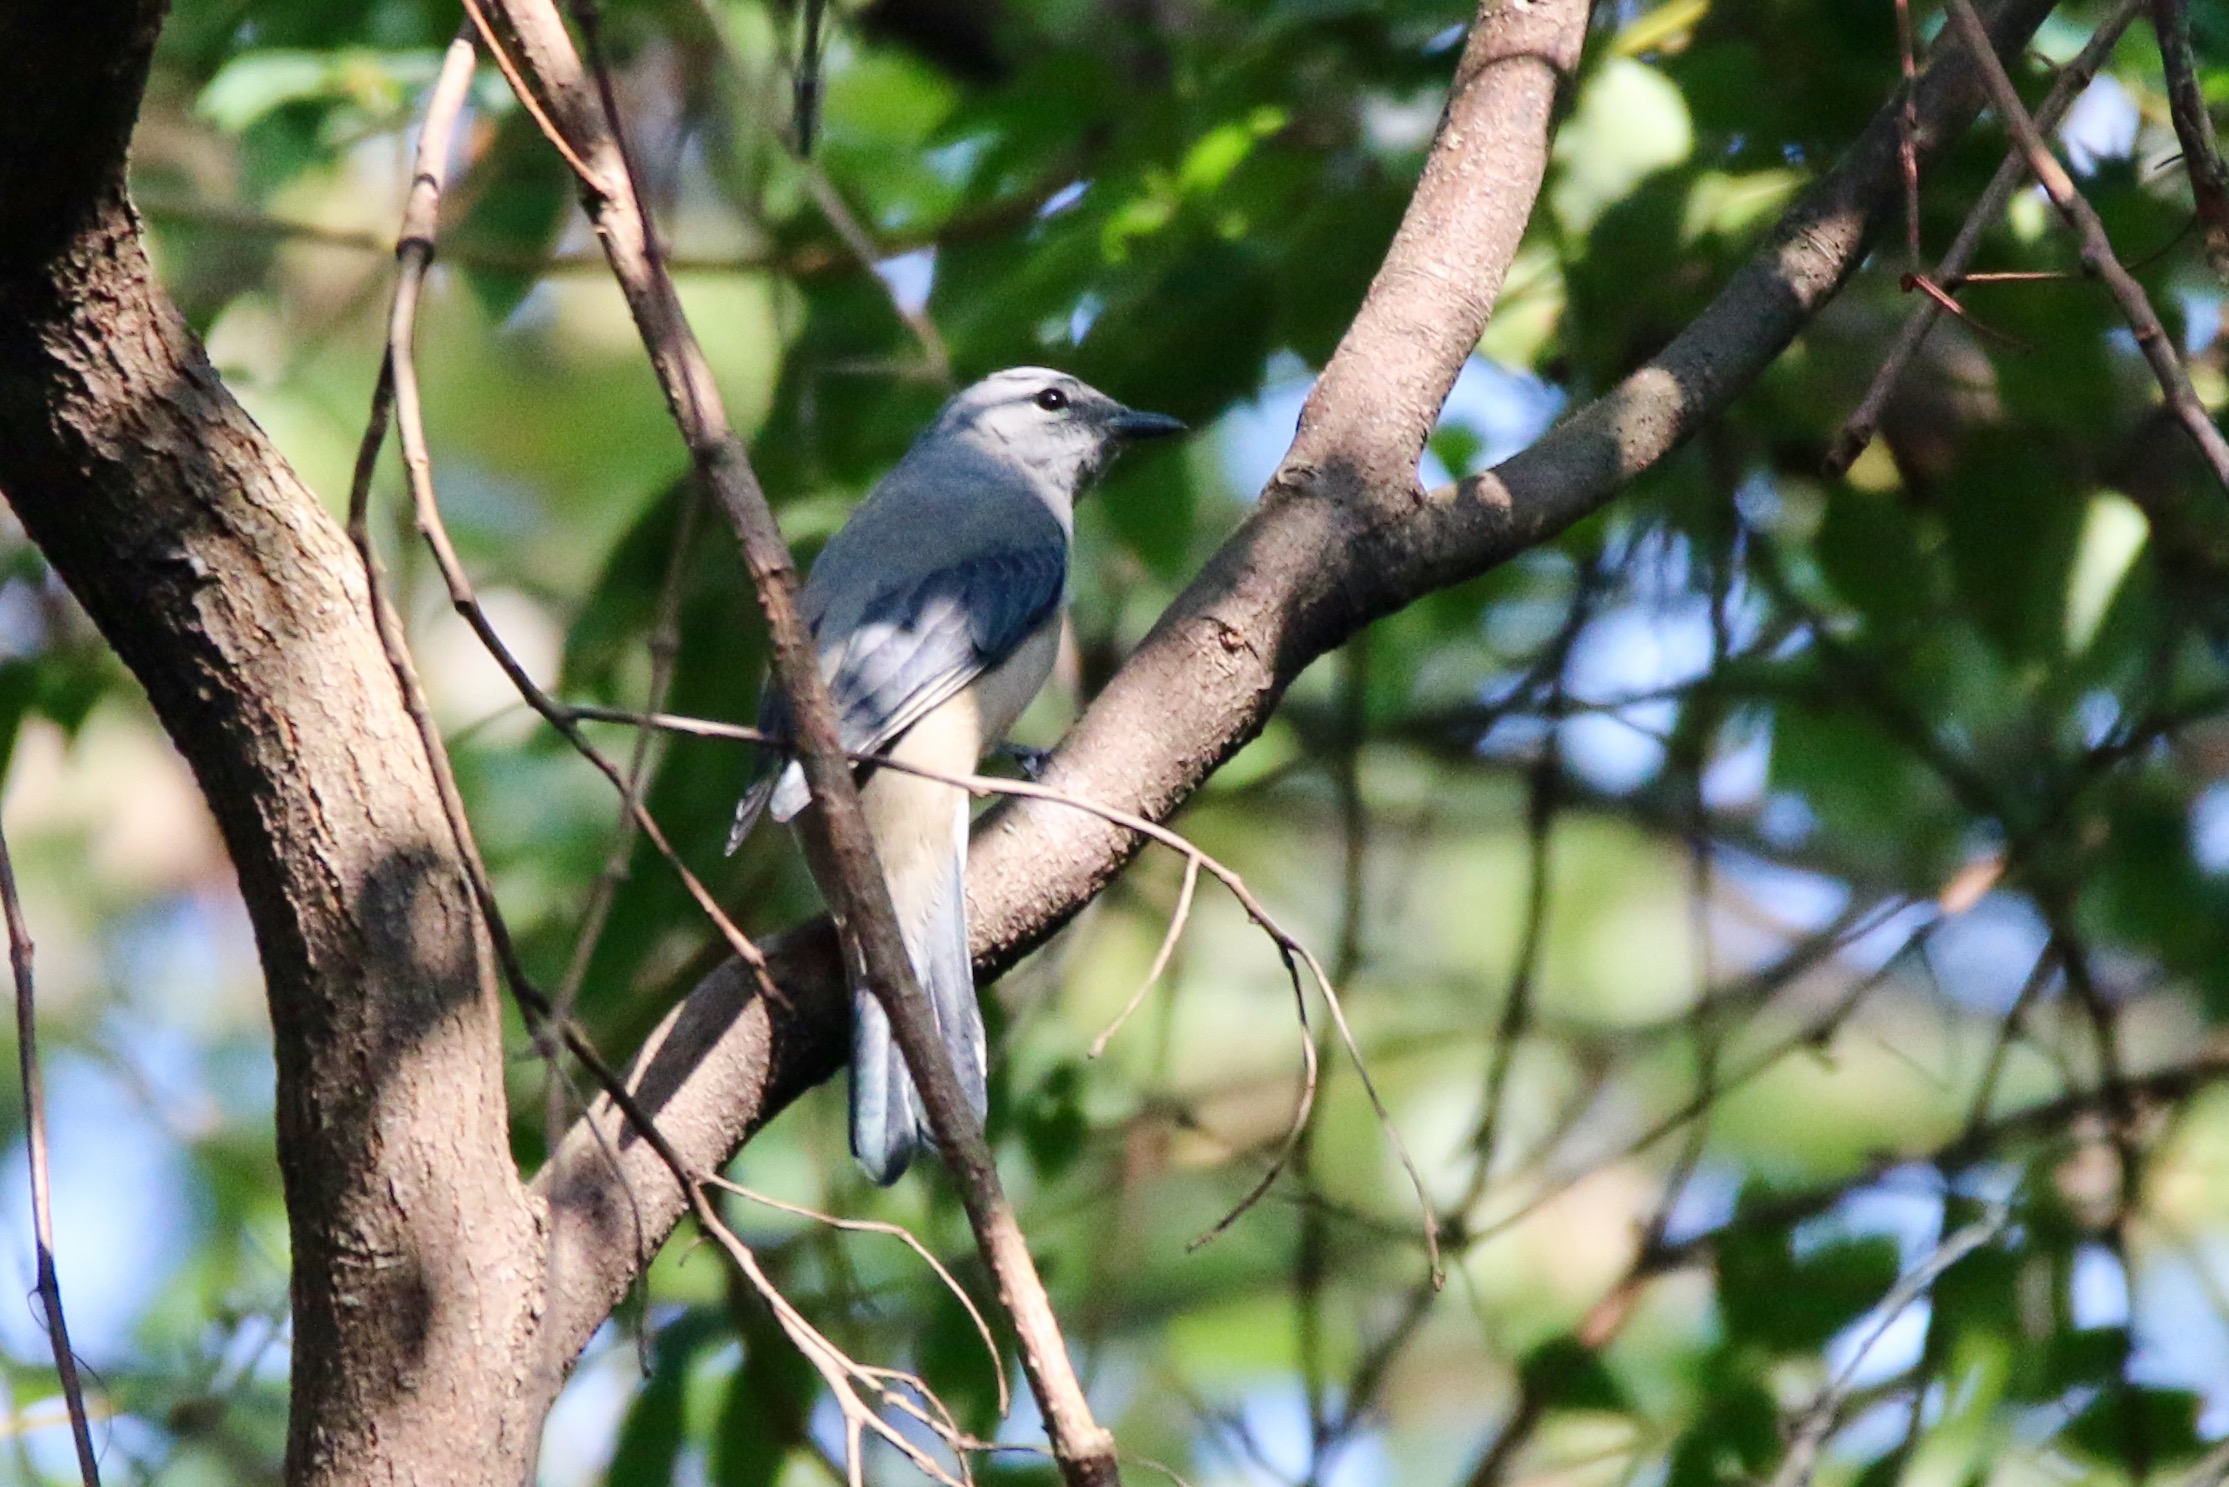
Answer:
1034, 387, 1069, 412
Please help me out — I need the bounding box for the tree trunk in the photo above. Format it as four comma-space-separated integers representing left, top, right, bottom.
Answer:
0, 5, 545, 1482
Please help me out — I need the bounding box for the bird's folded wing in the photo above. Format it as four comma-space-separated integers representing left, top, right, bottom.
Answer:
761, 543, 1066, 823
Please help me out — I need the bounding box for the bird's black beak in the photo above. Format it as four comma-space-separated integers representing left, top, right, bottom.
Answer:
1107, 407, 1187, 441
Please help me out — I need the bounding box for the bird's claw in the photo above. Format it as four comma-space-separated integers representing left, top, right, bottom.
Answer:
1000, 743, 1055, 781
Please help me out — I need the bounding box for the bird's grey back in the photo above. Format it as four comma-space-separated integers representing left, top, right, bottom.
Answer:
800, 429, 1074, 635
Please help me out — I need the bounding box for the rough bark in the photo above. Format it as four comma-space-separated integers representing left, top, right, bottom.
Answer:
0, 6, 543, 1484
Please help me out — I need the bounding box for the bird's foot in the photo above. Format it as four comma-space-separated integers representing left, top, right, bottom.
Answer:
998, 743, 1055, 781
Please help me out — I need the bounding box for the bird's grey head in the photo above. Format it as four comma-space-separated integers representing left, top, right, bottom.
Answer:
925, 367, 1185, 496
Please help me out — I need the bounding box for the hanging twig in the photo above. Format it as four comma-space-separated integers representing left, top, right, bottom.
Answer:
692, 1195, 976, 1487
1940, 0, 2229, 489
1088, 855, 1200, 1059
709, 1174, 1009, 1416
0, 817, 99, 1486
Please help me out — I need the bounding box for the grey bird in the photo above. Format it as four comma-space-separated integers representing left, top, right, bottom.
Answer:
730, 368, 1185, 1183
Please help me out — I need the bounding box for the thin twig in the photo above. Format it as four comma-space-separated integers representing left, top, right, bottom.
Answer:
1940, 0, 2229, 488
2153, 0, 2229, 285
709, 1175, 1009, 1417
796, 165, 953, 385
1089, 855, 1200, 1058
460, 2, 1123, 1477
1768, 1202, 2009, 1487
1462, 1276, 1641, 1487
691, 1192, 974, 1487
387, 343, 770, 978
686, 0, 952, 382
1962, 941, 2059, 1138
1895, 0, 1924, 272
0, 818, 100, 1487
2048, 913, 2156, 1477
1472, 736, 1557, 1181
1464, 916, 1939, 1253
1827, 0, 2149, 474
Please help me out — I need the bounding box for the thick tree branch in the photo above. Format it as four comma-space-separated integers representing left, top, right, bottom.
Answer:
535, 0, 2062, 1364
1288, 0, 1588, 493
970, 0, 2057, 960
0, 7, 541, 1486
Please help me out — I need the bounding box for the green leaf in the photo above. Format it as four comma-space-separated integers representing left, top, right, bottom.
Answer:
1666, 1365, 1778, 1487
1517, 1337, 1628, 1412
2063, 1386, 2204, 1467
607, 1311, 724, 1487
1815, 484, 1936, 634
2012, 1326, 2129, 1402
1550, 58, 1693, 235
453, 108, 576, 321
1718, 1215, 1901, 1353
709, 1303, 817, 1487
1018, 1060, 1089, 1180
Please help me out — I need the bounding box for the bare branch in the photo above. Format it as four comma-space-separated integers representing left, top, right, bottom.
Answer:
0, 813, 100, 1486
1827, 0, 2147, 474
2153, 0, 2229, 285
692, 1196, 975, 1487
710, 1175, 1009, 1417
1769, 1203, 2009, 1487
1940, 0, 2229, 488
1089, 855, 1200, 1059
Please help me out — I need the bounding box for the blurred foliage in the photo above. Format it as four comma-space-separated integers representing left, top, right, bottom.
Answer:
5, 0, 2229, 1484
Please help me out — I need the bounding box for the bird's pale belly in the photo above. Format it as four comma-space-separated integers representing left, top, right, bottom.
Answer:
969, 616, 1061, 745
860, 615, 1060, 900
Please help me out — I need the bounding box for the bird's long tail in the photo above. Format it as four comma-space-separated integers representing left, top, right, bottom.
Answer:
850, 792, 987, 1184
